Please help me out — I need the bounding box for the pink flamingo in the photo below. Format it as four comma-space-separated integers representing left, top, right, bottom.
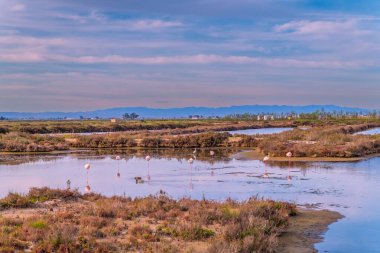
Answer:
210, 150, 215, 176
145, 155, 151, 181
286, 152, 292, 181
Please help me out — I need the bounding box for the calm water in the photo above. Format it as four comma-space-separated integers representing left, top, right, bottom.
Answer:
227, 127, 292, 135
0, 151, 380, 252
355, 127, 380, 135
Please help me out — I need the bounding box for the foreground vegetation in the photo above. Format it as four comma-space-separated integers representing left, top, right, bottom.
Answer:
0, 188, 297, 252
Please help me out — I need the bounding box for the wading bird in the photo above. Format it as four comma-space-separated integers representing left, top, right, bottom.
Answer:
145, 155, 151, 181
134, 176, 144, 184
116, 155, 121, 178
286, 152, 292, 181
66, 179, 71, 190
209, 150, 215, 175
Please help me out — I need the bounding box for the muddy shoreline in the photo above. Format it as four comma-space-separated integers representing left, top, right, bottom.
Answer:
278, 208, 343, 253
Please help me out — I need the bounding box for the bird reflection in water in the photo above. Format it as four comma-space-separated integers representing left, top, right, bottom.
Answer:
115, 155, 121, 178
188, 157, 194, 190
145, 155, 151, 182
84, 163, 91, 192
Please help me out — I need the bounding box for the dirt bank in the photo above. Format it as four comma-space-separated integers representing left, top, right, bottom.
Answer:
278, 208, 343, 253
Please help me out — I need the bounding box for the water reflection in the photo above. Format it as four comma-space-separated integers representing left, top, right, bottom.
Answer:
0, 148, 239, 166
1, 151, 380, 252
84, 163, 91, 192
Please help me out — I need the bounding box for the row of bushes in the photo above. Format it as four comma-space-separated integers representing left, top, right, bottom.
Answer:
74, 132, 233, 149
73, 132, 260, 149
0, 131, 260, 152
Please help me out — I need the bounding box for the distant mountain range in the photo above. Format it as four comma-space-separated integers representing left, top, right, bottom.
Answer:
0, 105, 374, 120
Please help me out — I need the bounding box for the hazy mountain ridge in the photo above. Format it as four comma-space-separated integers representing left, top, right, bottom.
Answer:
0, 105, 373, 120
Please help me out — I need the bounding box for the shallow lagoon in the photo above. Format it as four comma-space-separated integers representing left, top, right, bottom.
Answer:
226, 127, 293, 135
0, 151, 380, 252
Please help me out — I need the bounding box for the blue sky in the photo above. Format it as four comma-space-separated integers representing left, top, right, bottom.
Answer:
0, 0, 379, 111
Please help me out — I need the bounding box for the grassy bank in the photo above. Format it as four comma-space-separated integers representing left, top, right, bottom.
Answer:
258, 124, 380, 158
0, 188, 301, 252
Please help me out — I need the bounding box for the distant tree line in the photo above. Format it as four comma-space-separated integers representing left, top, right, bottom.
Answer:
123, 113, 139, 120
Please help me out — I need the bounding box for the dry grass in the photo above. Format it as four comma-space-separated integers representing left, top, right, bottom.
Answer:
0, 188, 296, 253
0, 133, 68, 152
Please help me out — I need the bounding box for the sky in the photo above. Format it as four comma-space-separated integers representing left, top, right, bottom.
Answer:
0, 0, 379, 112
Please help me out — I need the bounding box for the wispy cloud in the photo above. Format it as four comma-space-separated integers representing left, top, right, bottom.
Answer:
273, 19, 369, 36
56, 11, 183, 31
127, 19, 183, 30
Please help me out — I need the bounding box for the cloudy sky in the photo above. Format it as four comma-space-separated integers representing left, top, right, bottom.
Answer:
0, 0, 379, 112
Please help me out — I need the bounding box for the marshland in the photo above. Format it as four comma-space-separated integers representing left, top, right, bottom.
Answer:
0, 116, 380, 252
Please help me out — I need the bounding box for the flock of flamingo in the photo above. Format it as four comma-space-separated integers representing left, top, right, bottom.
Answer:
263, 151, 293, 181
81, 149, 293, 193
